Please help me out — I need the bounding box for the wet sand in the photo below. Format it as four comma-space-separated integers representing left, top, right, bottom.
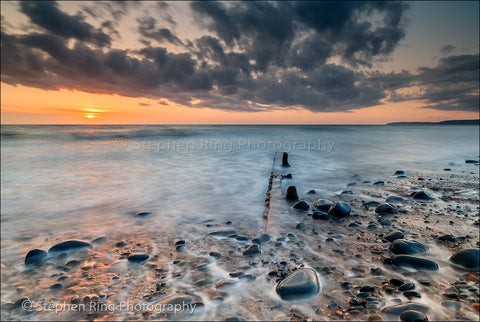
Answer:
1, 155, 479, 321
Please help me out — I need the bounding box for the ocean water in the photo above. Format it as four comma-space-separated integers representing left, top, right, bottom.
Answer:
1, 124, 479, 320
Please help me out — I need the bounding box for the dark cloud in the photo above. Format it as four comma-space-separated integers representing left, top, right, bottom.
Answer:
191, 1, 408, 69
2, 1, 477, 114
137, 16, 183, 46
20, 1, 111, 47
364, 54, 479, 111
440, 45, 456, 55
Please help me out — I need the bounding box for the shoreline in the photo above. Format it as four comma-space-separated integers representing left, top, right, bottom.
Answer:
1, 153, 479, 321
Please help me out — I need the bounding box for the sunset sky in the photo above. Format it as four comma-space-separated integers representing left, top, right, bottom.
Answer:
1, 1, 479, 124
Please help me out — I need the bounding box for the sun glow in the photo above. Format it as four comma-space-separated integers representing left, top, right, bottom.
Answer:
85, 114, 95, 119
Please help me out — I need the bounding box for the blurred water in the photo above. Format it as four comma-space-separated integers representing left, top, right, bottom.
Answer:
1, 124, 478, 256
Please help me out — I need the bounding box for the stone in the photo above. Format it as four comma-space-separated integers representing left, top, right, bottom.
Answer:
381, 302, 431, 315
236, 235, 249, 241
285, 186, 299, 201
389, 240, 428, 255
394, 170, 405, 176
275, 268, 320, 301
449, 248, 480, 272
135, 211, 152, 217
363, 201, 381, 208
441, 301, 461, 312
153, 294, 202, 312
282, 152, 290, 167
411, 191, 434, 200
373, 181, 385, 186
48, 240, 92, 253
252, 233, 271, 244
386, 196, 404, 203
400, 310, 428, 322
215, 279, 237, 289
465, 159, 479, 164
313, 199, 333, 212
296, 222, 305, 230
292, 200, 309, 211
243, 244, 261, 256
341, 190, 353, 195
392, 255, 439, 271
307, 190, 316, 194
375, 203, 398, 215
327, 202, 351, 218
25, 249, 47, 265
398, 282, 415, 291
127, 254, 149, 263
312, 212, 330, 220
208, 252, 221, 259
206, 229, 237, 237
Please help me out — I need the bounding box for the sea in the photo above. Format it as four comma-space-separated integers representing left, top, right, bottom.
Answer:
1, 124, 479, 320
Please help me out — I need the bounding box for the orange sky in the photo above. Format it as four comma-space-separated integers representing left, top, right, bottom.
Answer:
1, 83, 477, 124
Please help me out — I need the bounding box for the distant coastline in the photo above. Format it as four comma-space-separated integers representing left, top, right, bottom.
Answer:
387, 119, 479, 126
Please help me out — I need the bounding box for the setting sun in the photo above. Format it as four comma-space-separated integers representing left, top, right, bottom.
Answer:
85, 114, 95, 119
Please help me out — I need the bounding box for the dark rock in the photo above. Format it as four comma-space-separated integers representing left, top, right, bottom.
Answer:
367, 223, 380, 230
215, 279, 237, 289
438, 234, 456, 242
397, 175, 408, 179
307, 190, 316, 194
341, 190, 353, 195
380, 219, 393, 226
243, 244, 261, 256
368, 313, 384, 321
313, 199, 333, 211
275, 268, 320, 301
91, 236, 106, 244
206, 229, 237, 237
444, 168, 451, 171
442, 292, 459, 299
208, 252, 221, 259
25, 249, 47, 265
175, 240, 185, 245
229, 271, 244, 278
373, 181, 385, 186
283, 173, 292, 179
449, 248, 480, 272
285, 186, 299, 201
363, 201, 381, 208
394, 170, 405, 175
418, 280, 431, 286
389, 240, 428, 255
398, 282, 415, 291
349, 222, 361, 227
12, 297, 30, 309
65, 259, 81, 268
50, 283, 63, 290
135, 211, 152, 217
328, 202, 351, 218
381, 302, 431, 315
127, 253, 149, 263
389, 278, 405, 286
292, 200, 309, 211
252, 233, 271, 244
386, 196, 404, 203
400, 310, 428, 322
360, 286, 375, 292
116, 241, 128, 247
403, 291, 421, 299
48, 240, 92, 253
392, 255, 439, 271
411, 191, 434, 200
312, 212, 330, 220
282, 152, 290, 167
236, 235, 249, 241
375, 203, 398, 215
465, 159, 479, 164
296, 222, 305, 230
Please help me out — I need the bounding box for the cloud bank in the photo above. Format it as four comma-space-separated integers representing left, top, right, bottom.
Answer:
1, 1, 478, 112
